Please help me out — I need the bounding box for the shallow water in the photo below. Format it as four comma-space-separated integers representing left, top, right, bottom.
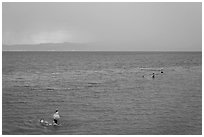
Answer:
2, 52, 202, 134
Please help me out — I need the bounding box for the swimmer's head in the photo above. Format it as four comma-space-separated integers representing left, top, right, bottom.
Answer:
40, 119, 44, 123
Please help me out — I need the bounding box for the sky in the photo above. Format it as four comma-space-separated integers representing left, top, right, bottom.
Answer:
2, 2, 202, 51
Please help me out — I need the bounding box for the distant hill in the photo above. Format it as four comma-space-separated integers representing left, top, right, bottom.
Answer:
2, 42, 99, 51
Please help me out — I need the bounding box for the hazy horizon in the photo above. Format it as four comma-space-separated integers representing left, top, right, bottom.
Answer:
2, 42, 202, 52
2, 2, 202, 51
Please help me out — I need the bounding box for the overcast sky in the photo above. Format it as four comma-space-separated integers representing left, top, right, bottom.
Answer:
2, 2, 201, 51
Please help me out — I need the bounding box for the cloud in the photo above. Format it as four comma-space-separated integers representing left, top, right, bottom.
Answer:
3, 3, 201, 51
31, 30, 72, 44
3, 29, 95, 45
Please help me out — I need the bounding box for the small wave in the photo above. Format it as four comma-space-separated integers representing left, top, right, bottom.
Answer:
23, 85, 30, 88
46, 88, 55, 91
140, 68, 163, 71
88, 82, 99, 85
16, 77, 24, 80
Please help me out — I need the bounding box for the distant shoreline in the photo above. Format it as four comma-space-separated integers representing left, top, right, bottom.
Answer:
2, 51, 201, 53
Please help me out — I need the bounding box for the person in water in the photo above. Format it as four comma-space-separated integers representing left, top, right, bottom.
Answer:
152, 73, 155, 78
53, 109, 60, 125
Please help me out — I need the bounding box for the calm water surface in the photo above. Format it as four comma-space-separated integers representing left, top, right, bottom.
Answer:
2, 52, 202, 134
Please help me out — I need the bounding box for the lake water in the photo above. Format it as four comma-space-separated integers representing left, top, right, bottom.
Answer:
2, 51, 202, 135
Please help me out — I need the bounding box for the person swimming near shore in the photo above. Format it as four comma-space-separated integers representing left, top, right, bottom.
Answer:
53, 109, 60, 125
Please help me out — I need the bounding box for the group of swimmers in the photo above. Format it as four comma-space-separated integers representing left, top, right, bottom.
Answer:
142, 69, 163, 79
40, 109, 61, 126
151, 69, 163, 78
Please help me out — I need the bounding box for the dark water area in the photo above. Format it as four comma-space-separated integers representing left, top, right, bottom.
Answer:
2, 51, 202, 134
